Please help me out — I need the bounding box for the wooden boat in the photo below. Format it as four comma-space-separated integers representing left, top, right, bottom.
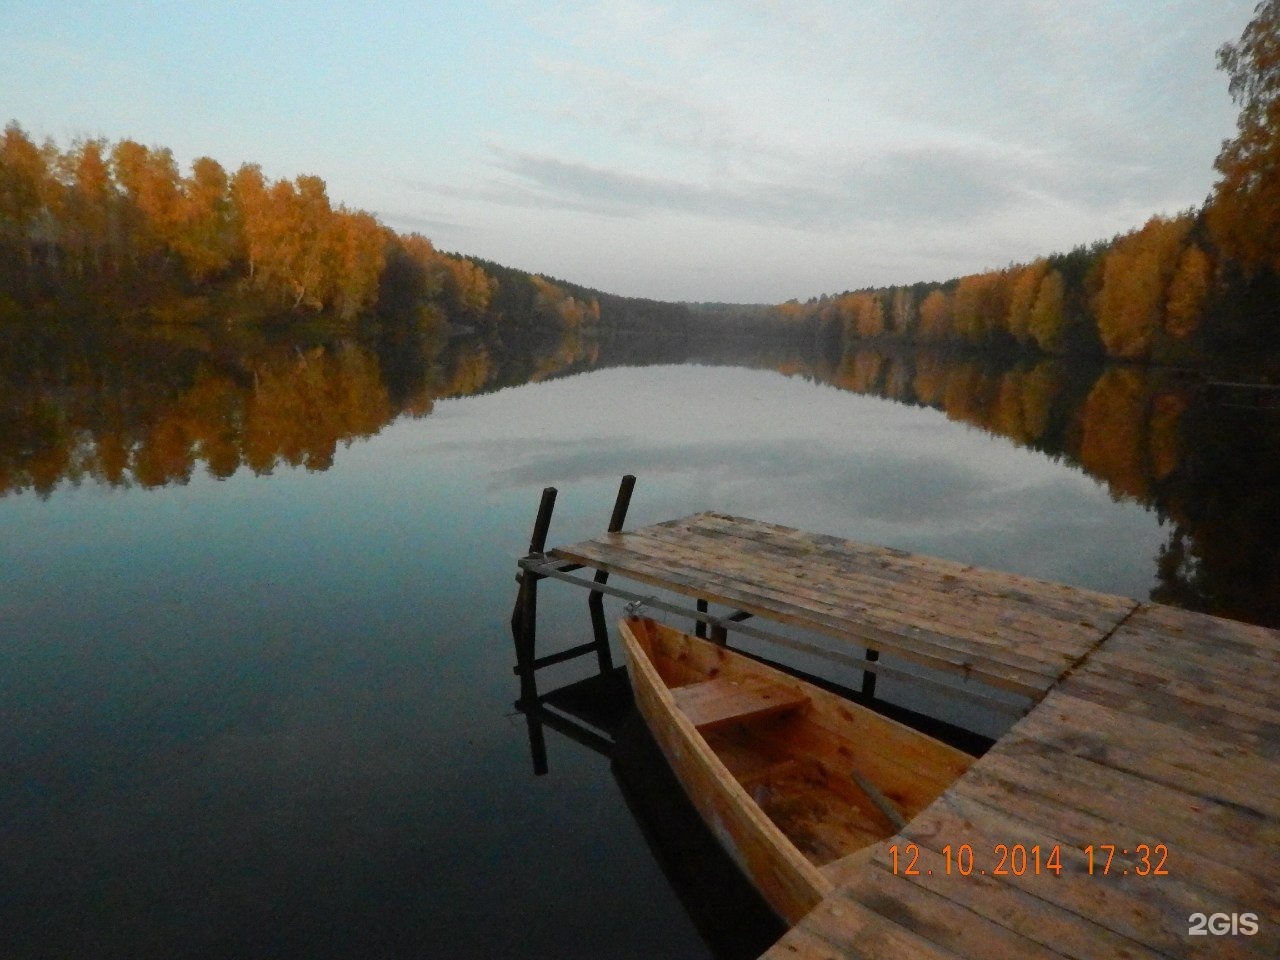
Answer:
618, 616, 974, 925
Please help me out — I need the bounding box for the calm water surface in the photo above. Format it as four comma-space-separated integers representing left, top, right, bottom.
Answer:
0, 330, 1269, 959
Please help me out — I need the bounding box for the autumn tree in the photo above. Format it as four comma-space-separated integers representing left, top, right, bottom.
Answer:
1007, 260, 1048, 345
888, 286, 915, 336
0, 122, 50, 270
173, 156, 235, 282
229, 163, 270, 282
952, 272, 1009, 343
445, 256, 496, 312
1208, 0, 1280, 273
323, 208, 386, 319
1094, 215, 1191, 359
1165, 242, 1213, 339
1028, 269, 1067, 353
917, 289, 952, 341
60, 138, 113, 275
111, 140, 184, 265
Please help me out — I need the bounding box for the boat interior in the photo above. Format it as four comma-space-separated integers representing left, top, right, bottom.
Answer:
629, 617, 975, 875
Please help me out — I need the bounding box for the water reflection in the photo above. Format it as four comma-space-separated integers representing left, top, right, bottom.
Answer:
4, 314, 1278, 958
2, 318, 1277, 628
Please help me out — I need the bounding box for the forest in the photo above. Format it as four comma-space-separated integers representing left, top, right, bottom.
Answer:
777, 4, 1280, 368
1, 4, 1277, 367
0, 125, 691, 338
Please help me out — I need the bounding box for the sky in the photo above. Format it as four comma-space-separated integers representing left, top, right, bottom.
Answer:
0, 0, 1259, 303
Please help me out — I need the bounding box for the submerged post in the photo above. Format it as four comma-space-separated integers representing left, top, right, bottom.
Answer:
512, 486, 558, 705
588, 475, 636, 672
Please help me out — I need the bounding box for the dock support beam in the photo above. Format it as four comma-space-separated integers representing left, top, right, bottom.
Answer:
587, 475, 635, 672
512, 486, 558, 705
862, 648, 879, 700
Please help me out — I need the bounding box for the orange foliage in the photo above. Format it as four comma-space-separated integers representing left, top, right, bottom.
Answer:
1095, 215, 1192, 359
1164, 243, 1212, 339
1079, 368, 1149, 500
917, 290, 952, 341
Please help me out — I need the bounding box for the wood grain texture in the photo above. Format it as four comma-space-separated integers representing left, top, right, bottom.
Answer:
542, 513, 1279, 958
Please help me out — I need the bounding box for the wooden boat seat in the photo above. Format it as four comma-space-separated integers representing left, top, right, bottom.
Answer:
671, 675, 810, 732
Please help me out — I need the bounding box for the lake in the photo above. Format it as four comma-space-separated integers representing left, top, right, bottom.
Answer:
1, 322, 1276, 958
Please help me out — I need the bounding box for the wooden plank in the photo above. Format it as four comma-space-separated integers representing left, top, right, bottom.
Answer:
663, 515, 1130, 648
1090, 625, 1280, 705
633, 518, 1110, 656
560, 535, 1064, 696
539, 514, 1280, 960
779, 891, 971, 960
555, 538, 1056, 696
672, 676, 810, 731
950, 758, 1278, 911
834, 862, 1070, 960
849, 843, 1184, 960
685, 513, 1136, 623
1025, 693, 1280, 812
897, 791, 1277, 960
1058, 665, 1280, 760
969, 736, 1280, 883
1125, 600, 1280, 656
627, 525, 1100, 675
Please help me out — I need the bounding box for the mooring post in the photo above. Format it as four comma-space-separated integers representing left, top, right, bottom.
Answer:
862, 647, 880, 700
588, 474, 635, 672
513, 486, 558, 705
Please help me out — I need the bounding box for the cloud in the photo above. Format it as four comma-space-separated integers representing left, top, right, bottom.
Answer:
483, 142, 1043, 232
381, 209, 473, 236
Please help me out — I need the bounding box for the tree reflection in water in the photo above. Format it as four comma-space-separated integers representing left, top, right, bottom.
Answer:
1, 318, 1276, 628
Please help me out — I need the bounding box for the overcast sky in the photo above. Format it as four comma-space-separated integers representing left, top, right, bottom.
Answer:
1, 0, 1257, 302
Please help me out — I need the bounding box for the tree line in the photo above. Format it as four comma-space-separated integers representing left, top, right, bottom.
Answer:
777, 1, 1280, 367
0, 125, 692, 337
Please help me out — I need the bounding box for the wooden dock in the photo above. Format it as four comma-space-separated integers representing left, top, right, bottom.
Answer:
513, 496, 1280, 959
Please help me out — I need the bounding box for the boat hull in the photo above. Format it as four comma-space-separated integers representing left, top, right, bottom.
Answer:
619, 617, 831, 924
618, 615, 972, 926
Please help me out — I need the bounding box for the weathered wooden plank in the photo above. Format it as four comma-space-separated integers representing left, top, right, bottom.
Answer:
642, 518, 1123, 655
950, 757, 1278, 909
1074, 641, 1280, 723
628, 525, 1103, 671
1024, 693, 1280, 812
1058, 665, 1280, 760
834, 862, 1076, 960
554, 538, 1056, 696
618, 528, 1079, 684
1089, 626, 1280, 705
1125, 600, 1280, 656
779, 891, 971, 960
687, 513, 1136, 622
898, 791, 1277, 960
584, 531, 1071, 691
970, 737, 1280, 883
678, 513, 1126, 628
850, 842, 1209, 960
638, 513, 1111, 646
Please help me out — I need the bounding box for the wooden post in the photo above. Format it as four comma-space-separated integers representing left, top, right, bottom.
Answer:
588, 475, 635, 672
513, 486, 557, 705
522, 702, 549, 776
710, 609, 751, 646
695, 598, 708, 638
862, 648, 880, 700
